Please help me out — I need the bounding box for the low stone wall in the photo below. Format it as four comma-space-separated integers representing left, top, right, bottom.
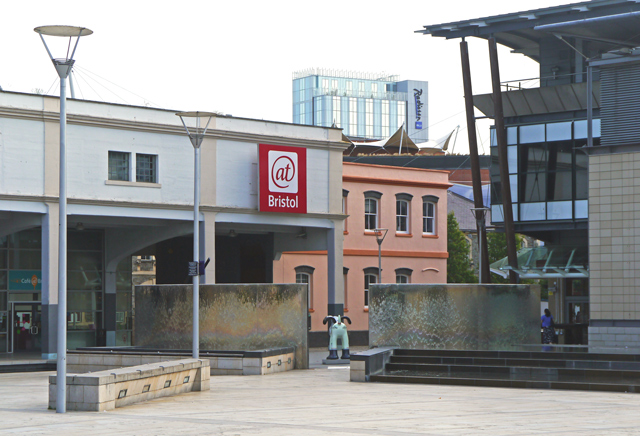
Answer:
69, 347, 296, 376
49, 359, 210, 412
350, 348, 394, 382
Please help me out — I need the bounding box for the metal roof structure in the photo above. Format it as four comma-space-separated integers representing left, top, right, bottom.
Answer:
417, 0, 640, 61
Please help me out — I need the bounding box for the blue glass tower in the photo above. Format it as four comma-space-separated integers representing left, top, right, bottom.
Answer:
292, 69, 428, 142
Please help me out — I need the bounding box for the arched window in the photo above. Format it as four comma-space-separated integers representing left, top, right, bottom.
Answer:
295, 265, 315, 311
422, 195, 439, 235
396, 193, 413, 234
363, 267, 379, 308
364, 191, 382, 231
395, 267, 413, 284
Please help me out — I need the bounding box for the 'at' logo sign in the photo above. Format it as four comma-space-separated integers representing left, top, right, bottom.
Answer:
259, 144, 307, 214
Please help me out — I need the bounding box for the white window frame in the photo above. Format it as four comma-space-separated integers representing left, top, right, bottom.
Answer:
364, 271, 378, 308
396, 199, 410, 234
423, 199, 437, 235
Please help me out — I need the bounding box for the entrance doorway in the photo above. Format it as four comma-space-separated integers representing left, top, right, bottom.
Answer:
10, 303, 42, 354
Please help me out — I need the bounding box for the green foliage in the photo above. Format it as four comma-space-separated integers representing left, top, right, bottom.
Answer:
447, 212, 477, 283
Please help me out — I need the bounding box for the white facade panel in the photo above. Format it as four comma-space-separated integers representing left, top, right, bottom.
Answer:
0, 117, 45, 196
66, 125, 193, 205
306, 148, 329, 214
216, 140, 258, 209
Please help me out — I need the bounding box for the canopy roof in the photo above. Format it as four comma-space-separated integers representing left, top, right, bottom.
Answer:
345, 126, 455, 156
490, 245, 588, 279
417, 0, 640, 61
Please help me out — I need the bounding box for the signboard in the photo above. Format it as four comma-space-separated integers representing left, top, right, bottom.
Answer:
259, 144, 307, 214
414, 88, 424, 130
187, 262, 198, 277
8, 270, 42, 291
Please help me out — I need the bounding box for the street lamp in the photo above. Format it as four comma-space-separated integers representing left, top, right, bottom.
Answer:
471, 207, 490, 283
374, 228, 388, 283
176, 111, 215, 359
35, 25, 92, 414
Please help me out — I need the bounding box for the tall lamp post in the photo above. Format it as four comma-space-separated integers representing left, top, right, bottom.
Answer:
471, 207, 490, 283
374, 228, 388, 283
176, 112, 215, 359
35, 25, 92, 414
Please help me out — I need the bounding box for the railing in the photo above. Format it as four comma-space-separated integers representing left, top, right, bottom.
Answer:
293, 68, 399, 82
312, 88, 408, 101
501, 71, 589, 91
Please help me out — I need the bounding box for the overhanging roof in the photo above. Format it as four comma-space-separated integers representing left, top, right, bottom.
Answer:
490, 245, 588, 279
417, 0, 640, 61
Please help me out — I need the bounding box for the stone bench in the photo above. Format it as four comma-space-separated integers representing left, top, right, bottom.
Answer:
49, 358, 210, 412
69, 347, 296, 376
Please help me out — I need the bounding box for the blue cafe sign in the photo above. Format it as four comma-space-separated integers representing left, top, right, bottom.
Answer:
8, 270, 42, 291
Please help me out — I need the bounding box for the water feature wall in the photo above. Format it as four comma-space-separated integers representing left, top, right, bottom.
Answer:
369, 284, 540, 350
134, 284, 308, 368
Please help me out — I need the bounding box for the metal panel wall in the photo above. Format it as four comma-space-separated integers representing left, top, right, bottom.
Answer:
369, 284, 540, 350
134, 284, 309, 368
600, 63, 640, 146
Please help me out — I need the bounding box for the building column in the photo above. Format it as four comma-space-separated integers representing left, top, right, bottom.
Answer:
327, 220, 344, 316
41, 203, 59, 359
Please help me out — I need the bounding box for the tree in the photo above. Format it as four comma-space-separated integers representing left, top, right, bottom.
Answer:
447, 212, 477, 283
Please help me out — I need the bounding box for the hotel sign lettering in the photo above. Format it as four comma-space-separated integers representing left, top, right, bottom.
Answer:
259, 143, 307, 214
414, 88, 424, 130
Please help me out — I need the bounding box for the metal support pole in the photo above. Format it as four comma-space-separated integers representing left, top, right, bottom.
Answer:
587, 64, 593, 148
378, 242, 382, 283
57, 75, 68, 414
488, 37, 518, 284
193, 144, 200, 359
460, 39, 490, 283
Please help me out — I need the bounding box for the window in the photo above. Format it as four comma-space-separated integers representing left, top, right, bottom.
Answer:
332, 96, 341, 128
349, 98, 357, 136
396, 193, 412, 234
342, 189, 349, 233
364, 191, 382, 231
366, 99, 373, 138
381, 101, 389, 137
395, 268, 412, 284
343, 267, 349, 312
422, 195, 438, 235
136, 154, 157, 183
397, 101, 406, 128
363, 267, 379, 308
109, 151, 130, 181
295, 265, 315, 310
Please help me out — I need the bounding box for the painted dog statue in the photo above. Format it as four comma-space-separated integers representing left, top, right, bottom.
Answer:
323, 315, 352, 359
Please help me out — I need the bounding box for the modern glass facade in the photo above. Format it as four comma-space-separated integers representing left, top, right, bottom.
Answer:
490, 119, 601, 223
293, 69, 420, 141
0, 228, 134, 353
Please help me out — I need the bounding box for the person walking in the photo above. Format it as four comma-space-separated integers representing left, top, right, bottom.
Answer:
541, 308, 555, 345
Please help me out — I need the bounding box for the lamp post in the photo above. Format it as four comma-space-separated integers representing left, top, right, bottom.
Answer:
374, 228, 388, 283
176, 112, 215, 359
471, 207, 490, 283
35, 25, 92, 414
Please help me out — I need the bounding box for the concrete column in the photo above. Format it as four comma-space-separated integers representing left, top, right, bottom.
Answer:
104, 261, 117, 347
203, 211, 216, 283
41, 203, 59, 359
326, 220, 344, 316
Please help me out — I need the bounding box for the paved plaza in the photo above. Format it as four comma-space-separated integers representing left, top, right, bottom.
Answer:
0, 350, 639, 435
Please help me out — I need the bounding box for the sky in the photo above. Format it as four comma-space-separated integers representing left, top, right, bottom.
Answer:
1, 0, 570, 155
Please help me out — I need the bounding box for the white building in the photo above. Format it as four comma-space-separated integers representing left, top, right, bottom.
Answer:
0, 90, 347, 358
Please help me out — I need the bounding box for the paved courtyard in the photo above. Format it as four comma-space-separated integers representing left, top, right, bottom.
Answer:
1, 354, 640, 436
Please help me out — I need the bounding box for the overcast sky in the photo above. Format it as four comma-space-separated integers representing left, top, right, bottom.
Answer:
1, 0, 568, 154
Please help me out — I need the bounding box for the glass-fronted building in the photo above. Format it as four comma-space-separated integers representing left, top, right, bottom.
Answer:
292, 68, 428, 142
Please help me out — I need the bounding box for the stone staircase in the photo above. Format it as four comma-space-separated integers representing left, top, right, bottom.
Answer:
367, 349, 640, 393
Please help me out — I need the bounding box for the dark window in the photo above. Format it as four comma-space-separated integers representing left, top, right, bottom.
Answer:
136, 154, 157, 183
108, 151, 130, 181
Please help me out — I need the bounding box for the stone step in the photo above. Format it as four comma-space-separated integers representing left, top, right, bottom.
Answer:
369, 373, 640, 393
385, 362, 640, 384
393, 349, 640, 362
389, 355, 640, 370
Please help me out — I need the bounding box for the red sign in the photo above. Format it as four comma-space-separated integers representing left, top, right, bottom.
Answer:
259, 144, 307, 214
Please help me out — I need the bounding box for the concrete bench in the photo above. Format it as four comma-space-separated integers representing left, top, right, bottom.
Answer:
49, 358, 210, 411
69, 347, 296, 376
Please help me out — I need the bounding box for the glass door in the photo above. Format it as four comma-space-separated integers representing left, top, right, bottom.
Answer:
10, 302, 42, 354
